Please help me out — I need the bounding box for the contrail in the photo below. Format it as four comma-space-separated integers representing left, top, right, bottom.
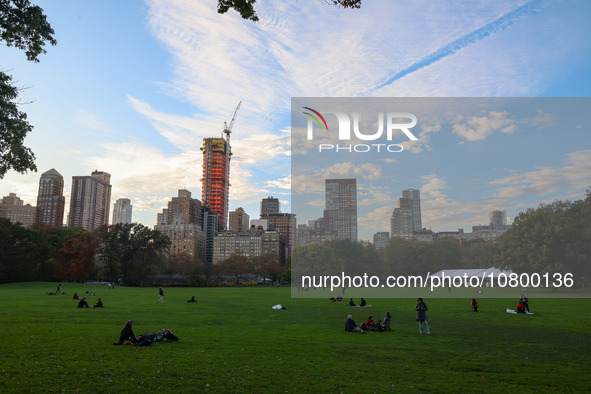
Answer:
369, 0, 547, 93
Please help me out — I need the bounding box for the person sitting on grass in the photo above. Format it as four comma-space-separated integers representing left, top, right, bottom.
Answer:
114, 320, 139, 345
73, 292, 80, 300
360, 298, 367, 307
93, 298, 103, 307
516, 300, 525, 314
187, 296, 197, 303
349, 298, 356, 307
77, 297, 89, 308
383, 312, 392, 331
344, 315, 364, 333
361, 316, 377, 331
471, 299, 478, 312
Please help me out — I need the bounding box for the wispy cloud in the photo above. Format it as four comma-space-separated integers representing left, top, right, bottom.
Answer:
452, 111, 516, 142
490, 150, 591, 200
72, 110, 113, 134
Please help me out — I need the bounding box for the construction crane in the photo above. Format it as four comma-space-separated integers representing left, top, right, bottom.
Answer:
223, 101, 241, 144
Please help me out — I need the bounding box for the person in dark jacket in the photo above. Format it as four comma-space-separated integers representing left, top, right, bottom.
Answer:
344, 315, 364, 333
156, 287, 164, 303
114, 320, 139, 345
383, 312, 392, 331
93, 298, 103, 307
77, 297, 89, 308
415, 298, 430, 334
348, 298, 356, 306
520, 294, 530, 312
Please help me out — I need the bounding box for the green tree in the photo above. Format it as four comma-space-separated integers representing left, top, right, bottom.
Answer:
330, 239, 381, 276
27, 223, 61, 281
95, 223, 170, 284
0, 0, 56, 178
0, 218, 33, 282
493, 192, 591, 286
217, 0, 362, 22
459, 239, 495, 269
291, 242, 344, 286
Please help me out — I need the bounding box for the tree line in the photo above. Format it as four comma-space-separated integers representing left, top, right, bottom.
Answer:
292, 190, 591, 288
1, 190, 588, 287
0, 221, 288, 286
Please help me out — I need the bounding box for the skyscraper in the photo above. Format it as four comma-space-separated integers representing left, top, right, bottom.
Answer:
35, 168, 65, 228
201, 137, 231, 231
112, 198, 132, 225
261, 196, 280, 216
68, 170, 112, 231
324, 179, 357, 241
228, 207, 250, 233
402, 188, 422, 231
390, 197, 414, 239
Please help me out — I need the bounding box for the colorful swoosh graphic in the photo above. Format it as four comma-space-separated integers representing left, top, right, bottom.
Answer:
302, 107, 328, 131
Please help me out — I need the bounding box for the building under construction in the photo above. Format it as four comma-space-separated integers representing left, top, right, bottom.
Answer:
201, 137, 231, 231
201, 102, 240, 232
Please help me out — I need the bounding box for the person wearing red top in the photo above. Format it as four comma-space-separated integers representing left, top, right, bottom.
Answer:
516, 300, 525, 314
470, 299, 478, 312
360, 316, 377, 331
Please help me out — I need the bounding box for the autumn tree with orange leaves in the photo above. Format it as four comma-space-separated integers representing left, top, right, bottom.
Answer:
54, 230, 99, 281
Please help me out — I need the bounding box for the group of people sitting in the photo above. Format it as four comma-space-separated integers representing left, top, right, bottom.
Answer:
345, 312, 392, 333
73, 292, 103, 308
348, 298, 368, 307
329, 296, 344, 302
114, 320, 180, 346
77, 297, 103, 308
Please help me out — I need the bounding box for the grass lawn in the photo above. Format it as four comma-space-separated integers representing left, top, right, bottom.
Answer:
0, 282, 589, 392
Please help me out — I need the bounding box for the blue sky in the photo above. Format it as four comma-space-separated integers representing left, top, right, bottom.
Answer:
1, 0, 590, 241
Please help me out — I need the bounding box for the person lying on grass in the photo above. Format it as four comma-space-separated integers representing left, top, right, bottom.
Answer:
135, 329, 181, 346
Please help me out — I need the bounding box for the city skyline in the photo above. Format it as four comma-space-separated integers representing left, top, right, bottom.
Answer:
1, 1, 590, 241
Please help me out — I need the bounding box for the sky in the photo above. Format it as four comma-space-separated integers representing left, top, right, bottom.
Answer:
1, 0, 590, 241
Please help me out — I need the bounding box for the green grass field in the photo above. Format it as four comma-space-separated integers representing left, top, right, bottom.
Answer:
0, 283, 589, 392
